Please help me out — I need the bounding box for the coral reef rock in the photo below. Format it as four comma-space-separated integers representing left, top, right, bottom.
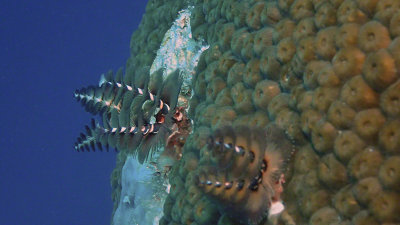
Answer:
75, 0, 400, 224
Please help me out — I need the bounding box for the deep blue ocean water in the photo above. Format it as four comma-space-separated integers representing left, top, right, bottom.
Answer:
0, 1, 148, 224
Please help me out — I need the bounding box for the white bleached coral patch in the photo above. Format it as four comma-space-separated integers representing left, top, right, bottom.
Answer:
150, 6, 209, 94
112, 155, 167, 225
113, 6, 209, 225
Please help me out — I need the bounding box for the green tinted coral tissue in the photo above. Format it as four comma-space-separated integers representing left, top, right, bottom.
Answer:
94, 1, 400, 224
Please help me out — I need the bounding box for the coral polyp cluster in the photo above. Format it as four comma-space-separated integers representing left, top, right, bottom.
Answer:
73, 0, 400, 223
159, 0, 399, 224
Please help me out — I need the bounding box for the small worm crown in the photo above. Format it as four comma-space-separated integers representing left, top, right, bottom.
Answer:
196, 124, 295, 225
73, 68, 183, 163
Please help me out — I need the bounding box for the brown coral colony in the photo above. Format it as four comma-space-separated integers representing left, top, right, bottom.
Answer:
74, 0, 400, 224
179, 0, 400, 223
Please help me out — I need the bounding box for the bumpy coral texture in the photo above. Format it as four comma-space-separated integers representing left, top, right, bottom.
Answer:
126, 0, 400, 224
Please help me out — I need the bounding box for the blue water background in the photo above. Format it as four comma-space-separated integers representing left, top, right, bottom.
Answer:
0, 0, 148, 224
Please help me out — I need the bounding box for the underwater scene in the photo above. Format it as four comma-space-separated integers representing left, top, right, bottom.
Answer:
72, 0, 400, 224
